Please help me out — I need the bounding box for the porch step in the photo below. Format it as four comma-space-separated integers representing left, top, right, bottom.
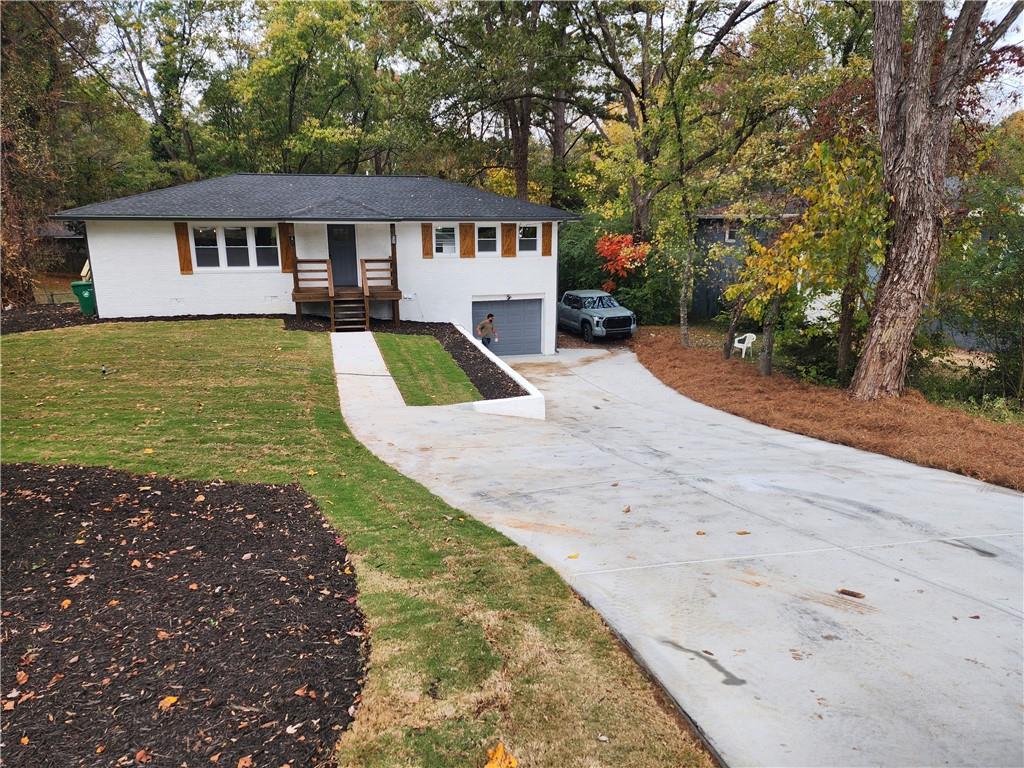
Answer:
330, 297, 368, 332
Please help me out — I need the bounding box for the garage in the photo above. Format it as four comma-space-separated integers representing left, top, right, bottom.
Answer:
471, 298, 543, 356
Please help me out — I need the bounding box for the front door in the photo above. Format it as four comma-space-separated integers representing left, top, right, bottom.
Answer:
327, 225, 358, 286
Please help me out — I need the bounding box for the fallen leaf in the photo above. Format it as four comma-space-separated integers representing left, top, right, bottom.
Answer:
696, 530, 706, 536
485, 741, 519, 768
139, 486, 152, 491
836, 589, 865, 599
237, 756, 254, 768
736, 530, 751, 535
74, 539, 86, 545
241, 552, 254, 561
294, 684, 309, 697
157, 695, 178, 711
969, 614, 981, 620
143, 448, 154, 454
2, 701, 14, 711
622, 505, 631, 514
597, 733, 609, 742
95, 745, 106, 754
156, 630, 171, 641
20, 736, 29, 746
611, 482, 619, 487
209, 754, 220, 764
15, 671, 28, 685
107, 599, 120, 607
194, 494, 206, 502
135, 749, 153, 763
566, 553, 580, 559
307, 468, 318, 476
68, 574, 87, 588
130, 559, 142, 568
60, 599, 72, 610
188, 583, 199, 591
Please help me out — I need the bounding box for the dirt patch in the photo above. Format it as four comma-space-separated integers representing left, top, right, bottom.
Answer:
0, 463, 364, 766
371, 320, 527, 400
634, 327, 1024, 492
557, 329, 634, 350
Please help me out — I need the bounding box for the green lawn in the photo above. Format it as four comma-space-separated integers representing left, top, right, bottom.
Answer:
374, 332, 482, 406
1, 319, 709, 768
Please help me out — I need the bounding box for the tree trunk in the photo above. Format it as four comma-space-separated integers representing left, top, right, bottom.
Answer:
849, 207, 942, 397
723, 295, 747, 359
758, 293, 781, 376
836, 253, 862, 378
505, 97, 532, 201
678, 250, 693, 347
549, 92, 569, 207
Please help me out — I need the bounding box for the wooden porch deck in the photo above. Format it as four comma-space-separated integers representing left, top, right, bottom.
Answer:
291, 258, 401, 332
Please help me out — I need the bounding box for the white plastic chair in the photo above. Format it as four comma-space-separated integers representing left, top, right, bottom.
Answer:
733, 332, 756, 358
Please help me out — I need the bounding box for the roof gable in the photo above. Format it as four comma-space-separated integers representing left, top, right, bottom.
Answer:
54, 173, 580, 222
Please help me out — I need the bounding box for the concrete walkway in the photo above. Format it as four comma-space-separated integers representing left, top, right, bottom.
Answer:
332, 333, 1024, 768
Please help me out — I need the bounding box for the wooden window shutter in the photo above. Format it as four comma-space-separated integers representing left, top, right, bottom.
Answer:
278, 222, 296, 273
421, 223, 433, 258
501, 223, 516, 257
542, 222, 553, 256
459, 223, 475, 258
174, 222, 192, 275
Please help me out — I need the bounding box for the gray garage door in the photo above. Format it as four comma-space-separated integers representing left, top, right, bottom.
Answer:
472, 299, 542, 356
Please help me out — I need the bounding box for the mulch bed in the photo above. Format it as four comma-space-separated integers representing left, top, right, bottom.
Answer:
371, 320, 528, 400
0, 463, 365, 766
556, 329, 634, 350
633, 327, 1024, 492
0, 304, 328, 336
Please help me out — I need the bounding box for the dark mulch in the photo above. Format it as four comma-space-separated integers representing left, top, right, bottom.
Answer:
371, 319, 528, 400
0, 463, 364, 766
0, 304, 328, 336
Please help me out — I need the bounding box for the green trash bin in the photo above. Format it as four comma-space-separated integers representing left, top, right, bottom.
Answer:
70, 280, 97, 316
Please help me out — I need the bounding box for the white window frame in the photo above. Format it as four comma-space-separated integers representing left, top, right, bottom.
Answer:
723, 220, 737, 243
433, 223, 458, 258
475, 223, 499, 257
517, 222, 540, 256
189, 223, 281, 271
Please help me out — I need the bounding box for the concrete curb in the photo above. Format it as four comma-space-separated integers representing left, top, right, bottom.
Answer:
450, 322, 546, 420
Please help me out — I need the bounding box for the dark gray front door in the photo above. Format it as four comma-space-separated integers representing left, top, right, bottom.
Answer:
327, 225, 357, 286
472, 299, 543, 355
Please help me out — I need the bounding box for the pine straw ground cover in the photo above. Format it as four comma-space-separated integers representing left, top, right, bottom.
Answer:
633, 326, 1024, 492
1, 319, 711, 768
0, 463, 363, 766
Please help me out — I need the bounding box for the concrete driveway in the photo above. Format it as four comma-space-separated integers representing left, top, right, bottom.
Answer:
333, 334, 1024, 767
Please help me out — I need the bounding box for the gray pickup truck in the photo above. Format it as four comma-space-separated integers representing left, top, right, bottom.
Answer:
557, 289, 637, 342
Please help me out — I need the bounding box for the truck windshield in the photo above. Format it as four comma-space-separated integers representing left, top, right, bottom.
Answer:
583, 296, 619, 309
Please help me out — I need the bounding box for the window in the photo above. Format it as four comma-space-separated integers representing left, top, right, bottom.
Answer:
224, 226, 249, 267
477, 225, 497, 254
434, 225, 457, 256
254, 226, 279, 267
193, 226, 219, 268
191, 224, 280, 270
724, 220, 737, 243
518, 224, 538, 253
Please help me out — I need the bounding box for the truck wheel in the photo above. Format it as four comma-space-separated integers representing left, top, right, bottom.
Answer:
582, 321, 594, 343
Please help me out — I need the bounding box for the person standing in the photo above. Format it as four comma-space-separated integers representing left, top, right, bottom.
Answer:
476, 313, 499, 348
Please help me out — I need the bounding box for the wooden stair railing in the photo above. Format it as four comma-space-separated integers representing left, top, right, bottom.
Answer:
360, 258, 400, 328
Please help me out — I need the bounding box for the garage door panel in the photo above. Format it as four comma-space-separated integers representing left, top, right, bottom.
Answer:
472, 299, 542, 355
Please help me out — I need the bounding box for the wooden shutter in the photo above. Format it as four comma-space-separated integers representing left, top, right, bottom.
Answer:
174, 222, 192, 275
501, 223, 516, 257
542, 222, 553, 256
278, 222, 296, 273
421, 223, 433, 259
459, 223, 475, 258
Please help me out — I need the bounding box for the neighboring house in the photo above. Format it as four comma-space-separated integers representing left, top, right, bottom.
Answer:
33, 221, 88, 275
691, 196, 804, 320
53, 173, 578, 355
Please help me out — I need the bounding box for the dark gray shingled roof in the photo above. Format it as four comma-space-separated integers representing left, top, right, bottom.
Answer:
53, 173, 580, 222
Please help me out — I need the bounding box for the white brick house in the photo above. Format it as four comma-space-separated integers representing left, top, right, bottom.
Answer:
55, 174, 578, 355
